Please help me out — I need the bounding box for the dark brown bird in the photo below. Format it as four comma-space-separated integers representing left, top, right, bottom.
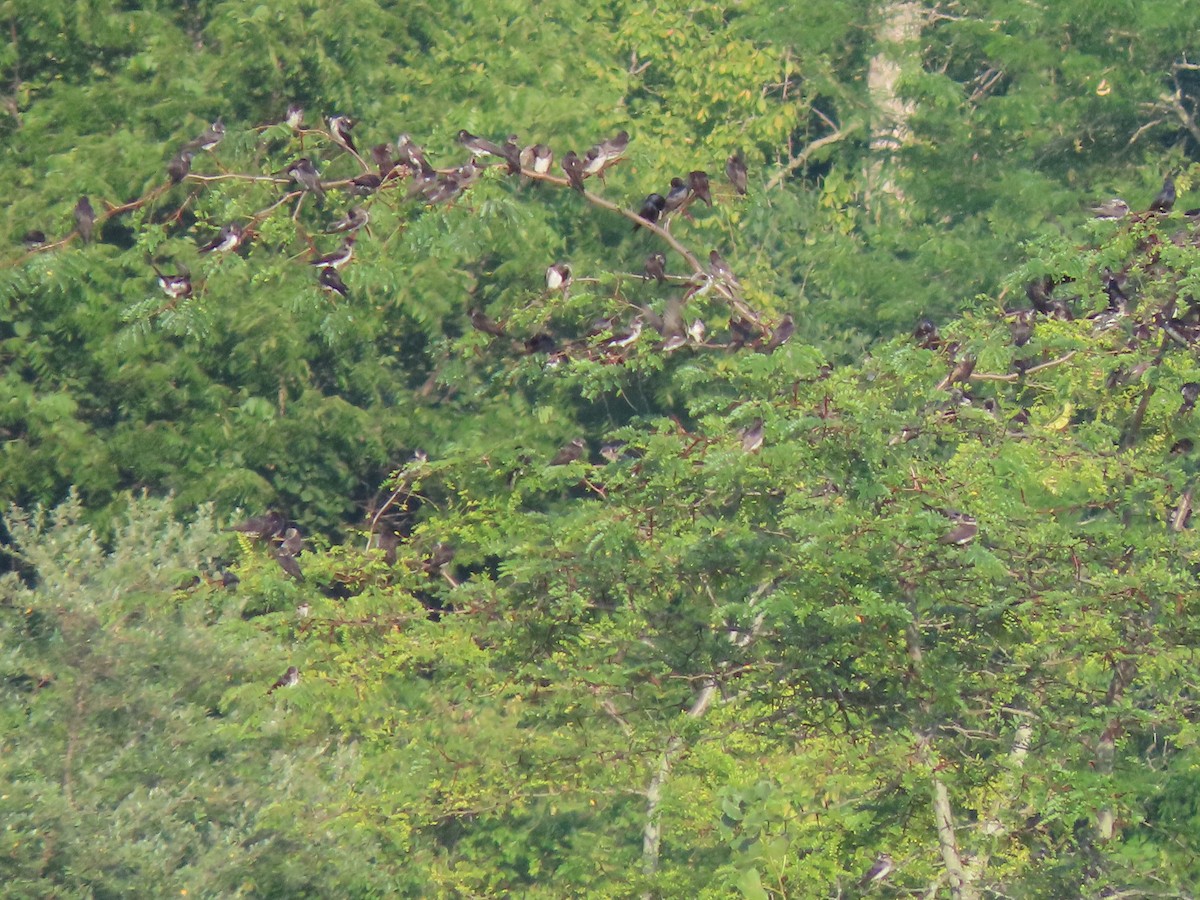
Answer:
318, 267, 349, 298
1181, 382, 1200, 414
469, 307, 506, 337
267, 666, 300, 694
232, 511, 286, 540
549, 437, 586, 466
688, 170, 712, 207
74, 196, 95, 244
273, 526, 304, 581
761, 314, 794, 354
643, 253, 667, 283
913, 318, 939, 349
938, 512, 978, 545
167, 148, 194, 184
327, 115, 357, 154
371, 143, 396, 177
708, 249, 738, 286
725, 150, 748, 195
740, 418, 764, 453
561, 151, 586, 192
633, 193, 667, 229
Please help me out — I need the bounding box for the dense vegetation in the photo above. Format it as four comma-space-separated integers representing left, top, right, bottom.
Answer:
5, 1, 1200, 896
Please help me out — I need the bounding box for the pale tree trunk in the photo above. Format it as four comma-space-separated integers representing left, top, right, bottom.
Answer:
865, 0, 924, 210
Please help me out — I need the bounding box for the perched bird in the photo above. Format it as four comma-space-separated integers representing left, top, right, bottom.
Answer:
938, 512, 978, 546
150, 262, 192, 299
188, 118, 225, 151
267, 665, 300, 695
395, 134, 429, 171
296, 602, 311, 619
468, 307, 506, 337
1009, 311, 1034, 347
1181, 382, 1200, 414
546, 262, 572, 294
662, 332, 688, 353
663, 177, 690, 213
708, 249, 738, 286
727, 316, 757, 350
311, 237, 355, 269
74, 196, 95, 244
524, 332, 558, 354
605, 317, 644, 349
761, 313, 794, 354
633, 193, 667, 229
561, 151, 586, 192
350, 172, 383, 195
326, 206, 369, 234
688, 170, 712, 206
527, 144, 553, 174
274, 526, 304, 581
687, 318, 707, 344
371, 143, 396, 177
457, 129, 506, 160
937, 353, 976, 390
285, 104, 305, 131
327, 115, 357, 154
499, 134, 522, 174
423, 175, 464, 206
286, 157, 325, 199
726, 150, 748, 195
549, 437, 586, 466
1090, 198, 1129, 220
167, 148, 194, 184
199, 222, 245, 254
643, 252, 667, 283
318, 267, 349, 298
22, 230, 46, 248
599, 441, 628, 462
232, 510, 286, 540
913, 318, 939, 349
740, 417, 764, 453
858, 853, 894, 888
1149, 174, 1176, 214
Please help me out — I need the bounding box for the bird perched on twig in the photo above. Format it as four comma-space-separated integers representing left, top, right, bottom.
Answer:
267, 666, 300, 695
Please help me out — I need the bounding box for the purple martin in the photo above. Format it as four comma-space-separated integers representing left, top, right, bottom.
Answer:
326, 206, 369, 234
726, 150, 748, 195
285, 104, 305, 131
350, 172, 383, 195
188, 118, 225, 151
267, 665, 300, 695
761, 313, 794, 353
664, 176, 690, 213
549, 437, 587, 466
22, 230, 46, 248
633, 192, 667, 229
740, 417, 764, 453
643, 252, 667, 283
199, 222, 245, 254
327, 115, 357, 155
395, 134, 429, 171
286, 157, 325, 200
1149, 174, 1176, 214
167, 148, 194, 183
150, 262, 192, 299
1181, 382, 1200, 414
232, 511, 286, 539
1090, 198, 1128, 220
371, 143, 396, 178
546, 262, 572, 294
457, 129, 506, 161
858, 853, 893, 887
688, 170, 712, 206
74, 196, 95, 244
687, 318, 706, 344
938, 512, 978, 545
311, 237, 355, 269
708, 249, 738, 286
469, 307, 506, 337
527, 144, 553, 174
605, 316, 643, 349
319, 267, 349, 298
561, 151, 586, 192
585, 129, 629, 178
273, 526, 304, 581
913, 318, 939, 349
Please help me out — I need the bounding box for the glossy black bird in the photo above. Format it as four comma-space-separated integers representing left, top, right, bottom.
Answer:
858, 853, 894, 887
664, 177, 690, 213
1149, 174, 1176, 214
762, 313, 794, 354
741, 417, 764, 453
74, 196, 95, 244
267, 666, 300, 695
939, 512, 978, 545
469, 307, 506, 337
1090, 198, 1128, 220
167, 148, 194, 183
326, 206, 369, 234
286, 157, 325, 200
726, 150, 748, 195
633, 193, 667, 229
562, 151, 586, 191
327, 115, 357, 154
549, 438, 586, 466
546, 263, 572, 294
311, 237, 355, 269
1181, 382, 1200, 414
188, 118, 225, 151
708, 249, 738, 286
643, 252, 667, 283
199, 222, 245, 254
232, 510, 286, 540
150, 262, 192, 299
688, 170, 712, 206
285, 104, 305, 131
318, 267, 349, 298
